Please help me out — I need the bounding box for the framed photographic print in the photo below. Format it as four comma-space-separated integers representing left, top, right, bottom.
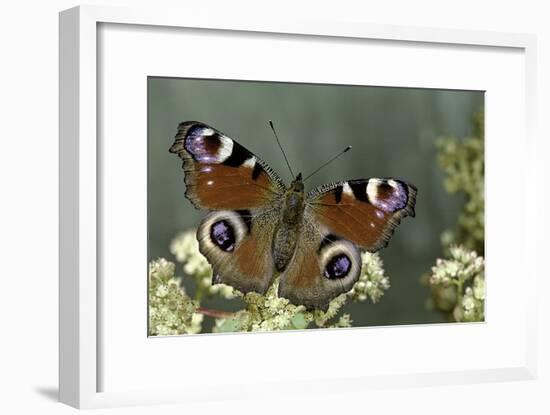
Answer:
149, 77, 482, 335
59, 4, 538, 409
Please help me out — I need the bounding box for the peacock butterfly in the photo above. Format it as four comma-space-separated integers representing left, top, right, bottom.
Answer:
170, 121, 417, 311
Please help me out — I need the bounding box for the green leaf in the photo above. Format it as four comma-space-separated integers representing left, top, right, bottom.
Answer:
217, 318, 240, 333
290, 313, 310, 329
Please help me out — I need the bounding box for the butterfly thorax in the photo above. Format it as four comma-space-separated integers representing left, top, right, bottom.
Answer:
273, 173, 305, 272
281, 173, 305, 223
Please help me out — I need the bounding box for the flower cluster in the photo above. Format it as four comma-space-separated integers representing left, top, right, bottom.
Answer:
149, 231, 391, 334
348, 252, 390, 303
436, 110, 484, 254
424, 110, 485, 323
212, 250, 389, 333
213, 279, 312, 332
148, 258, 202, 335
427, 245, 485, 322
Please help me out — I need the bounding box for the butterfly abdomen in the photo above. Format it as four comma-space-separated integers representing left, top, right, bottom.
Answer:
273, 225, 299, 272
273, 178, 306, 272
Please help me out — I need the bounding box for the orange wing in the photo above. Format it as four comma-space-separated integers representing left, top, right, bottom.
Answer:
307, 178, 417, 252
278, 217, 362, 311
197, 209, 279, 295
169, 121, 285, 210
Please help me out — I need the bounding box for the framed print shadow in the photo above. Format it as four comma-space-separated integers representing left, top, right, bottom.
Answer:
148, 78, 484, 336
59, 4, 538, 409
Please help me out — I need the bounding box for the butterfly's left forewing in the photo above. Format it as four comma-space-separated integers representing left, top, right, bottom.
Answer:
169, 121, 285, 210
196, 208, 280, 295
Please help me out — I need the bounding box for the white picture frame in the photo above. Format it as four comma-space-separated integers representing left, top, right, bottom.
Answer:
59, 4, 538, 409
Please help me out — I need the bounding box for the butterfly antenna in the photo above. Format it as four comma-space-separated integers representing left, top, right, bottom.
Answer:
302, 146, 352, 182
269, 120, 295, 178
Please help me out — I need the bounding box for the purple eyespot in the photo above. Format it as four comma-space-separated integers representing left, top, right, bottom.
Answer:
185, 126, 222, 163
210, 220, 235, 252
371, 180, 408, 212
324, 254, 352, 279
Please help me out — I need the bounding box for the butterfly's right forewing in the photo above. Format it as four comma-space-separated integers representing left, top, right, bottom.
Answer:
307, 178, 417, 252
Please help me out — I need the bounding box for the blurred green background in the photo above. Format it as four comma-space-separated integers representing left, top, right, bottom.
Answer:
148, 77, 483, 328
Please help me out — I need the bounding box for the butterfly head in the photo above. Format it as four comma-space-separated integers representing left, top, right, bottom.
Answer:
289, 172, 304, 193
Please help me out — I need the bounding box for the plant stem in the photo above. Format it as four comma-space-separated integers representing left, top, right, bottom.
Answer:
197, 307, 235, 319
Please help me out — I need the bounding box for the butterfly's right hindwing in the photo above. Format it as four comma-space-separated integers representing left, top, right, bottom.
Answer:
278, 216, 362, 311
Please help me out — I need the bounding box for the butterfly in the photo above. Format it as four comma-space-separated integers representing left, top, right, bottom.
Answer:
169, 121, 417, 311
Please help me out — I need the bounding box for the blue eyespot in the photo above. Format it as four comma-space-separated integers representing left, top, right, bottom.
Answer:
210, 220, 236, 252
324, 254, 351, 279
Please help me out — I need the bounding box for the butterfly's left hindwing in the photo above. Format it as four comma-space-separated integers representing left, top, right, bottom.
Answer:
197, 207, 280, 295
169, 121, 285, 210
